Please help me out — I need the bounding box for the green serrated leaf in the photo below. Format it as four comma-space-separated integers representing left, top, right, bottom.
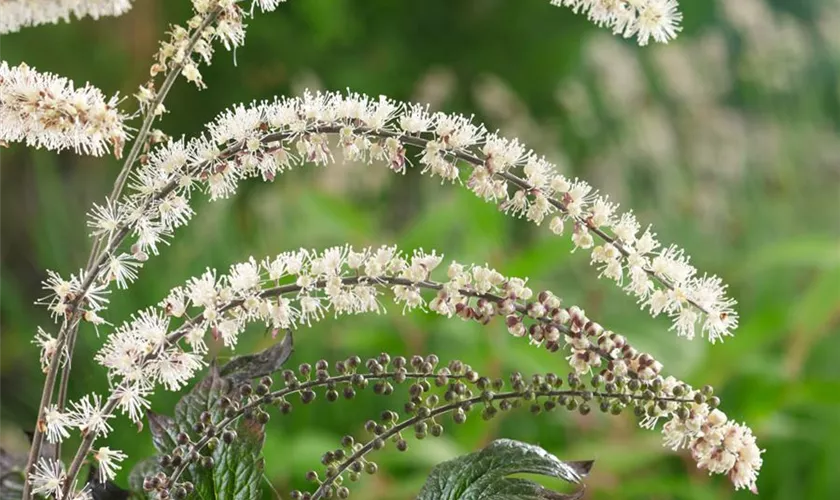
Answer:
147, 411, 179, 455
174, 363, 231, 431
211, 417, 265, 500
220, 331, 294, 384
130, 348, 286, 500
128, 457, 159, 498
417, 439, 592, 500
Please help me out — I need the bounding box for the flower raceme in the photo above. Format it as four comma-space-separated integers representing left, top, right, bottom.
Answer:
0, 0, 286, 36
0, 0, 134, 34
12, 0, 756, 498
47, 245, 758, 492
550, 0, 683, 46
141, 0, 288, 97
71, 91, 736, 344
0, 61, 128, 157
0, 1, 683, 42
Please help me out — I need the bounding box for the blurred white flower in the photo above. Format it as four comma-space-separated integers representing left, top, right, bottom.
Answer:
0, 0, 134, 34
93, 447, 127, 482
0, 62, 127, 157
549, 0, 682, 45
28, 457, 65, 498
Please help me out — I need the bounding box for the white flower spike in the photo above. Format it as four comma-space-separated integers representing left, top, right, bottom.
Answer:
0, 0, 134, 34
98, 91, 736, 343
0, 62, 128, 157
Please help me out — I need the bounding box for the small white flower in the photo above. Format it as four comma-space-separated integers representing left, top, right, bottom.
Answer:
105, 253, 141, 289
28, 457, 65, 498
228, 258, 261, 294
155, 348, 204, 391
33, 327, 60, 372
113, 382, 152, 423
182, 63, 205, 88
87, 198, 123, 243
71, 394, 114, 437
42, 404, 72, 444
94, 447, 128, 482
0, 62, 127, 156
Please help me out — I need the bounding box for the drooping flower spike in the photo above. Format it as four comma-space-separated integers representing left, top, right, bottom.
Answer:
0, 0, 134, 34
51, 245, 756, 493
0, 61, 128, 157
83, 91, 736, 343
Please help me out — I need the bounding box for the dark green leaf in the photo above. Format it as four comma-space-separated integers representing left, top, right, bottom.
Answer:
130, 351, 285, 500
173, 363, 232, 432
417, 439, 592, 500
211, 417, 265, 500
147, 411, 179, 455
219, 331, 294, 384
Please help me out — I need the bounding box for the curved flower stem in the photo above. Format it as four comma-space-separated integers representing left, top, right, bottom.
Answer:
165, 370, 473, 486
23, 10, 222, 500
157, 274, 612, 360
62, 270, 618, 496
285, 126, 708, 315
310, 388, 694, 499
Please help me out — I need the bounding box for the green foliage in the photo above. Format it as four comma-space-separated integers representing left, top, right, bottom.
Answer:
132, 366, 267, 499
417, 439, 592, 500
1, 0, 839, 499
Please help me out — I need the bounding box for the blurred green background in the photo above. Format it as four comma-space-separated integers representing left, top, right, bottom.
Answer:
2, 0, 839, 498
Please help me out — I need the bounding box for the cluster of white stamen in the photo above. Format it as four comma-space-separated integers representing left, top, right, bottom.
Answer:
27, 457, 66, 499
74, 91, 735, 343
550, 0, 683, 45
0, 62, 128, 157
93, 447, 127, 483
29, 395, 128, 488
664, 408, 763, 493
38, 269, 110, 322
0, 0, 134, 34
532, 296, 761, 492
136, 0, 287, 102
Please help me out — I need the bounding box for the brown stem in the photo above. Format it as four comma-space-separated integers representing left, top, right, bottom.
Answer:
60, 398, 119, 498
24, 10, 223, 500
165, 370, 469, 486
19, 315, 81, 500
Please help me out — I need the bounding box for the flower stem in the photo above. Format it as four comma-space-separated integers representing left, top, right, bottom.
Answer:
22, 9, 221, 500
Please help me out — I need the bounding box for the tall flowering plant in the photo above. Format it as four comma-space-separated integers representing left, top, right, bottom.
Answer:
1, 1, 762, 499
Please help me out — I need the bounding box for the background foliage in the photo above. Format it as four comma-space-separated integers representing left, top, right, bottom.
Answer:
2, 0, 839, 498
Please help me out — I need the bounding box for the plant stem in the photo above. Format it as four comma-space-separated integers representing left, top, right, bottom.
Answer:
310, 388, 693, 499
165, 370, 468, 485
20, 315, 79, 500
60, 398, 119, 498
22, 10, 222, 500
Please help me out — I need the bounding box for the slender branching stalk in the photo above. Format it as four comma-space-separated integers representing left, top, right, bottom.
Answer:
9, 1, 766, 497
133, 353, 695, 499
